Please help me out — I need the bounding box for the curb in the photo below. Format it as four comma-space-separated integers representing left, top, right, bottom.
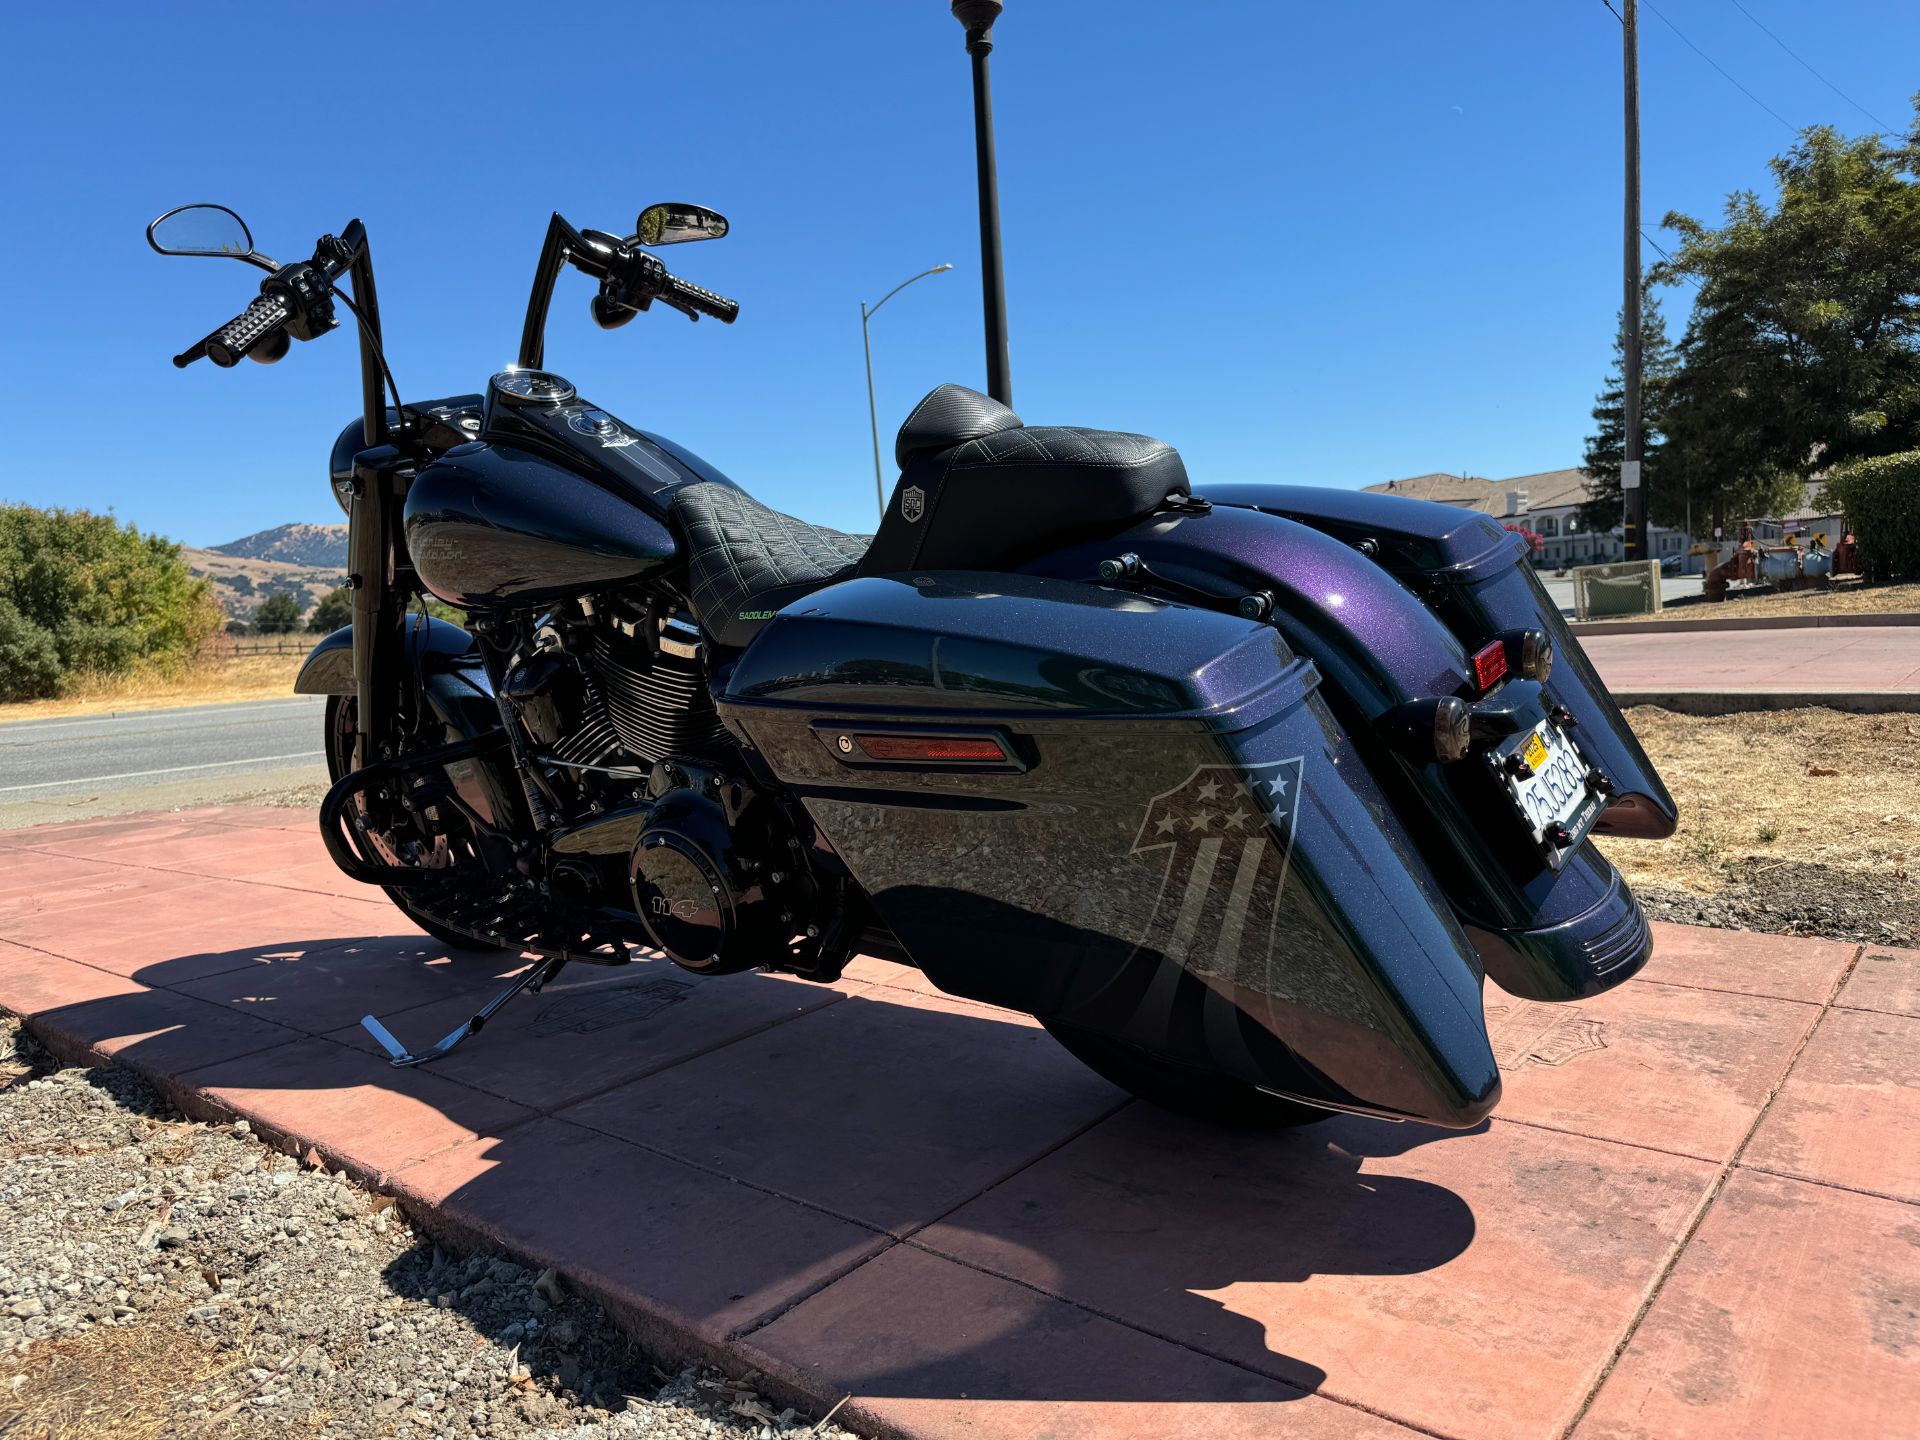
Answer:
1572, 612, 1920, 637
1610, 690, 1920, 715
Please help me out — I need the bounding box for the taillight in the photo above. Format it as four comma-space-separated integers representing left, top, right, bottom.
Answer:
1471, 641, 1508, 691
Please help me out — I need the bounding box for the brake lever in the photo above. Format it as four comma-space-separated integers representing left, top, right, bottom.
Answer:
172, 337, 212, 369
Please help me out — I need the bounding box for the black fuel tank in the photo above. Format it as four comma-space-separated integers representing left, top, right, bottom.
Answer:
404, 441, 677, 609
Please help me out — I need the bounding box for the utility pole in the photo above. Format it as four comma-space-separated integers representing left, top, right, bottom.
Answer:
1621, 0, 1646, 563
952, 0, 1013, 407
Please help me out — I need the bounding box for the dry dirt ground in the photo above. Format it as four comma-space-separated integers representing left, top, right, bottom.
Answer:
1584, 578, 1920, 623
1601, 706, 1920, 945
0, 657, 306, 725
0, 1018, 858, 1440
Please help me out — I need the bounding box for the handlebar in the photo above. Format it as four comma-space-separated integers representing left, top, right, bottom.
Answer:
660, 271, 739, 324
205, 293, 293, 368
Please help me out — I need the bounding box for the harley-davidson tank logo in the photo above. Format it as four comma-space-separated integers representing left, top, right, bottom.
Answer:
900, 485, 926, 523
1129, 758, 1304, 972
1483, 999, 1607, 1070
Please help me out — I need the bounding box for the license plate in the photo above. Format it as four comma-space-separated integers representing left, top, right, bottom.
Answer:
1496, 722, 1596, 851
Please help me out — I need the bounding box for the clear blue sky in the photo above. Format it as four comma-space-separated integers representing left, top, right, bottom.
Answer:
2, 1, 1914, 546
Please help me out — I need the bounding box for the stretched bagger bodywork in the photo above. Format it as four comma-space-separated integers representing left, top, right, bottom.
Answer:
719, 571, 1503, 1127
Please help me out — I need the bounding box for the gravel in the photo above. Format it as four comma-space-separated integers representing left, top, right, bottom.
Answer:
0, 1018, 858, 1440
1636, 856, 1918, 947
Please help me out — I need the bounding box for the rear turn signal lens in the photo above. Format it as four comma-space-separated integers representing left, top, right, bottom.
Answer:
1433, 697, 1472, 763
855, 735, 1008, 763
1517, 628, 1554, 682
1471, 641, 1508, 692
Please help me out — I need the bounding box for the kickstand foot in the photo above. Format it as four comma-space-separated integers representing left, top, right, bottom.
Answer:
361, 957, 567, 1067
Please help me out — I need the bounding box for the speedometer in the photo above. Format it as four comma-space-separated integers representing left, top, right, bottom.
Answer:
489, 369, 576, 406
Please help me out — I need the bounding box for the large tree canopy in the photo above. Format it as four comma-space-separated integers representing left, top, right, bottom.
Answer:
1647, 108, 1920, 523
1580, 289, 1679, 531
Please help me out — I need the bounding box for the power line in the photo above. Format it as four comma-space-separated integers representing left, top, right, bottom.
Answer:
1721, 0, 1894, 134
1639, 0, 1798, 134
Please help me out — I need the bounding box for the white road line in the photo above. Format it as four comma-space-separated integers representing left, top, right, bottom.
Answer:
0, 698, 320, 738
0, 751, 326, 795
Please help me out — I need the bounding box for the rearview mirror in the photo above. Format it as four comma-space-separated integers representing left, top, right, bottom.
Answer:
634, 203, 728, 247
146, 204, 258, 260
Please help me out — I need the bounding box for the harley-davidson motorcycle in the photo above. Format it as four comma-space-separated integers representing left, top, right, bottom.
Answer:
147, 199, 1675, 1129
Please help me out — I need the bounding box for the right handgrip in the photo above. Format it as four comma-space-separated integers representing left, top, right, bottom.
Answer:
663, 272, 739, 324
206, 293, 293, 367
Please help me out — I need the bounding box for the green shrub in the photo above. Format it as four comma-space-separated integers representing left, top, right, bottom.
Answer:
307, 586, 354, 633
0, 503, 223, 700
1820, 449, 1920, 581
252, 592, 305, 633
0, 598, 62, 701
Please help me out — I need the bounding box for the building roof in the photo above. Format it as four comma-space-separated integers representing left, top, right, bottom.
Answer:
1365, 467, 1595, 516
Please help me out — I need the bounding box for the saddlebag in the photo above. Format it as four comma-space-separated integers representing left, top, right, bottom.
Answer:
717, 571, 1500, 1127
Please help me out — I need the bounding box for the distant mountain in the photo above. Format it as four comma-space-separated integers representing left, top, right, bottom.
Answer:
185, 527, 349, 621
210, 523, 349, 569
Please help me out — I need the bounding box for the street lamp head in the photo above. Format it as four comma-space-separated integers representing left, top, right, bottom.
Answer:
952, 0, 1002, 54
932, 264, 954, 273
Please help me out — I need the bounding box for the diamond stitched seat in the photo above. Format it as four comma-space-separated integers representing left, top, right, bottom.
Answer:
671, 482, 869, 650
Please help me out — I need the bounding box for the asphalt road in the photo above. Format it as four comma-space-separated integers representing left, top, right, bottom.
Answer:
0, 697, 329, 830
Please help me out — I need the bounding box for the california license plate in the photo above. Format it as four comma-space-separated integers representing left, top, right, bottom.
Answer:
1496, 721, 1597, 854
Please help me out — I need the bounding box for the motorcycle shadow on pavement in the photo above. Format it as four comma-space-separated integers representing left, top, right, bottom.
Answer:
26, 932, 1484, 1409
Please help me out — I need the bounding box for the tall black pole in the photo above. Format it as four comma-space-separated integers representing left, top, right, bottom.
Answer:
1621, 0, 1646, 563
953, 0, 1013, 407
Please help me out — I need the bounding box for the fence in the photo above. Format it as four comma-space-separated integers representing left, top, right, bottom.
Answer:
201, 633, 314, 660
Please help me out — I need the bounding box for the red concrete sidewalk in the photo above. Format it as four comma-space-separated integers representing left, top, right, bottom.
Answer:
1583, 624, 1920, 696
2, 807, 1917, 1440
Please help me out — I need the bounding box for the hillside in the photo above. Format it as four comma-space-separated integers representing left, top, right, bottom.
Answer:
182, 544, 346, 620
210, 522, 348, 568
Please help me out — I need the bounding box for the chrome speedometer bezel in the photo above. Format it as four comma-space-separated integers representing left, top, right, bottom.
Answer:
488, 368, 576, 406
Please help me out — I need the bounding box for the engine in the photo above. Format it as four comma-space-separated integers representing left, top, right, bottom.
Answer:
490, 595, 849, 979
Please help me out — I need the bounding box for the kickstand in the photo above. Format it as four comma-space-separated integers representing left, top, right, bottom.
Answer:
361, 956, 568, 1068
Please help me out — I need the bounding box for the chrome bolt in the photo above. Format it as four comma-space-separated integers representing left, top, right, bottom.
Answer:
835, 735, 853, 754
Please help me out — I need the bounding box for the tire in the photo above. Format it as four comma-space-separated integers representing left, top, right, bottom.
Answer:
323, 695, 509, 954
1041, 1021, 1329, 1129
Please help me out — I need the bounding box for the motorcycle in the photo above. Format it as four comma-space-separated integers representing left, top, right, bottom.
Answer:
147, 199, 1676, 1130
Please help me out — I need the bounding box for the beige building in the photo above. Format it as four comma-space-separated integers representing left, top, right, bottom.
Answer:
1364, 469, 1697, 571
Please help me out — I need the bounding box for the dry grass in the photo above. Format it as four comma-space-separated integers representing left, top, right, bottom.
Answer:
0, 655, 305, 725
2, 1306, 239, 1440
1600, 706, 1920, 896
1584, 579, 1920, 623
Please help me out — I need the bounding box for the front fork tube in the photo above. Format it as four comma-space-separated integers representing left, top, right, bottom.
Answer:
347, 446, 411, 770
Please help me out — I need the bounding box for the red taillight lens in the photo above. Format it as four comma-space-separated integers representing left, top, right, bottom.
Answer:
855, 735, 1008, 763
1471, 641, 1508, 691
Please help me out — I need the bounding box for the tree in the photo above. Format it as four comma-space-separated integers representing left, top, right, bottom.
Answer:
1580, 289, 1680, 531
0, 503, 222, 699
1649, 110, 1920, 525
307, 586, 354, 633
253, 592, 305, 634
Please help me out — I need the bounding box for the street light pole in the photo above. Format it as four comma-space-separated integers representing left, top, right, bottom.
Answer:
1621, 0, 1647, 563
952, 0, 1013, 407
861, 263, 953, 517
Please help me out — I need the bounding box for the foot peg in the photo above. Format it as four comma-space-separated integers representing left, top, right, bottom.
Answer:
361, 956, 566, 1067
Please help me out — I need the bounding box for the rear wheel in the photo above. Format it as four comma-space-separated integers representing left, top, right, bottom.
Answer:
1042, 1021, 1329, 1129
323, 695, 509, 954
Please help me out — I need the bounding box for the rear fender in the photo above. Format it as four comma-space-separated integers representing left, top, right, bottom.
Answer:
1203, 482, 1678, 839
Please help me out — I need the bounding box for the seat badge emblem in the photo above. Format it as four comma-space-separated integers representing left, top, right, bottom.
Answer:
901, 485, 926, 524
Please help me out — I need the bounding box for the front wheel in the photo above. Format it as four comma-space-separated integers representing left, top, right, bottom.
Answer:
1041, 1021, 1329, 1129
322, 695, 509, 954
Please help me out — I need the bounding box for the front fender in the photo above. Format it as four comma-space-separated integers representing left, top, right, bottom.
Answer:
294, 617, 482, 696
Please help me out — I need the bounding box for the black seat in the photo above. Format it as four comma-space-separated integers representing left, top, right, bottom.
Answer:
673, 384, 1188, 650
671, 482, 868, 649
859, 384, 1189, 574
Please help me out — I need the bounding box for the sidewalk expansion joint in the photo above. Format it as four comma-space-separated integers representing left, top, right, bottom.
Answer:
1555, 942, 1867, 1440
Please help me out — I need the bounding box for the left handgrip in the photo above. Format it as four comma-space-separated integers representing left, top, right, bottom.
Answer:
205, 293, 293, 368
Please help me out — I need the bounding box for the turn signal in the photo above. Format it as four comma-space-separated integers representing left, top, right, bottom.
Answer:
1516, 628, 1554, 682
1471, 641, 1508, 692
1433, 697, 1472, 762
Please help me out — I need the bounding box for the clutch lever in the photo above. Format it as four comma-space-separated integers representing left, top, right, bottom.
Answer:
172, 335, 213, 369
